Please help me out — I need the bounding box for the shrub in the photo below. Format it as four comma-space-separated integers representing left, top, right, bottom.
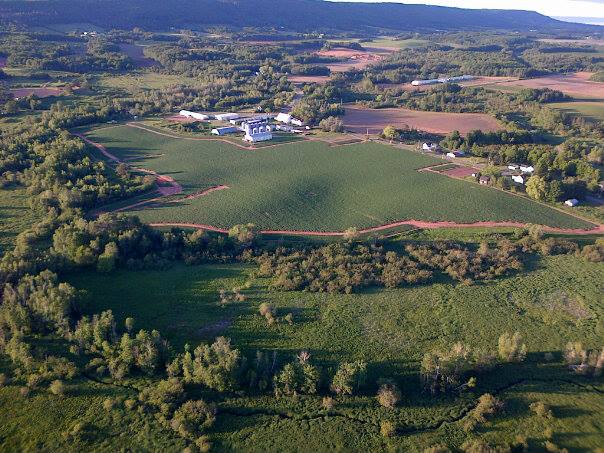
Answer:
544, 441, 569, 453
0, 373, 7, 386
322, 396, 335, 411
380, 420, 396, 437
331, 361, 367, 395
530, 401, 553, 418
170, 400, 217, 440
103, 398, 115, 411
49, 379, 65, 396
424, 446, 452, 453
498, 332, 527, 362
464, 393, 504, 431
124, 399, 137, 410
377, 383, 401, 408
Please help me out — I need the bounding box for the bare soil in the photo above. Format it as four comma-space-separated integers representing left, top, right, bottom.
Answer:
492, 72, 604, 99
344, 106, 502, 135
10, 87, 66, 98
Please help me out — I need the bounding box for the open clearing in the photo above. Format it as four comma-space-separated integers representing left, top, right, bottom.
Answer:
317, 47, 394, 73
118, 43, 158, 68
343, 105, 502, 135
551, 100, 604, 121
82, 124, 592, 231
9, 86, 68, 98
488, 72, 604, 99
62, 253, 604, 451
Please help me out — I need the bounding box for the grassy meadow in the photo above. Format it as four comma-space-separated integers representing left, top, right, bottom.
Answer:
84, 124, 591, 230
33, 252, 600, 452
551, 100, 604, 122
0, 188, 42, 254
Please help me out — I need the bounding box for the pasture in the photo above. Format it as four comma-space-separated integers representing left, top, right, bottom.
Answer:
82, 124, 592, 231
61, 253, 604, 451
551, 100, 604, 121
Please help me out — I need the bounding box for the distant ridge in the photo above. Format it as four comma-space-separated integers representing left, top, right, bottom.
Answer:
0, 0, 603, 33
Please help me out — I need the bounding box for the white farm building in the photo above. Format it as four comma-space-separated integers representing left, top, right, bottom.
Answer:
179, 110, 210, 121
565, 199, 579, 207
215, 113, 240, 122
242, 118, 272, 143
412, 75, 474, 86
275, 112, 304, 127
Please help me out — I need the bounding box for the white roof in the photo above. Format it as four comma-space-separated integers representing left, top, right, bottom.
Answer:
215, 113, 239, 121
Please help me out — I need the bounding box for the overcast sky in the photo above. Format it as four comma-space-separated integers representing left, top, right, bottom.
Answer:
332, 0, 604, 21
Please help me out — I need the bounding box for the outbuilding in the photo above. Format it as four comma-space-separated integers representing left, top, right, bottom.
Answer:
479, 176, 491, 185
179, 110, 209, 121
565, 198, 579, 207
211, 126, 239, 136
511, 175, 525, 185
214, 113, 240, 122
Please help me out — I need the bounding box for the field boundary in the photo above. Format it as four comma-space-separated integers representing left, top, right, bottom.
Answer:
77, 126, 602, 236
149, 220, 604, 236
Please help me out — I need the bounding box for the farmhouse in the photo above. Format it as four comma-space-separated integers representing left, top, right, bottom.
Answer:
446, 151, 465, 158
215, 113, 240, 121
422, 142, 438, 151
479, 176, 491, 185
241, 118, 273, 143
211, 126, 239, 136
179, 110, 209, 121
565, 198, 579, 207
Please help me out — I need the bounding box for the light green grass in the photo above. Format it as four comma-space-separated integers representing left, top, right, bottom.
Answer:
365, 38, 430, 49
98, 73, 192, 91
63, 254, 604, 452
84, 124, 591, 230
0, 188, 42, 254
551, 100, 604, 121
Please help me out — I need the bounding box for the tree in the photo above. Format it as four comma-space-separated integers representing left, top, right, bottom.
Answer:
228, 223, 257, 244
498, 332, 527, 362
525, 176, 547, 201
186, 337, 241, 391
331, 361, 367, 395
170, 400, 217, 440
319, 116, 344, 132
382, 125, 399, 141
97, 242, 119, 272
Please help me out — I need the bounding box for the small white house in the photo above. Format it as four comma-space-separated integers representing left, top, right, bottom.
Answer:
512, 175, 525, 184
214, 113, 239, 122
565, 198, 579, 207
422, 142, 438, 151
520, 165, 535, 174
179, 110, 209, 121
508, 164, 520, 171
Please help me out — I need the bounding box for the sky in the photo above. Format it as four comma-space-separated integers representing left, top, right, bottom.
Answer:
332, 0, 604, 23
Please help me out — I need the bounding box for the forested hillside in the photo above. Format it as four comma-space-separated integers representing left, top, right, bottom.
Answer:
0, 0, 602, 33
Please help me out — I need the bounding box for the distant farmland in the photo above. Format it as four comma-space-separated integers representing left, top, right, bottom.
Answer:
343, 106, 502, 135
84, 124, 591, 231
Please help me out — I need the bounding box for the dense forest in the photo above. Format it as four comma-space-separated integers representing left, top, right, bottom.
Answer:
2, 0, 602, 33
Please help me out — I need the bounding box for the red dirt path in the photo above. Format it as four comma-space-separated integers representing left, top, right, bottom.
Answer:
149, 220, 603, 236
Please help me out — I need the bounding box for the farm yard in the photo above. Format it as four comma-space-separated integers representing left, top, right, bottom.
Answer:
82, 123, 593, 231
343, 106, 502, 135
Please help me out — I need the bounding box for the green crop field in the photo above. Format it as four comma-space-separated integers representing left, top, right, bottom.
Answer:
83, 124, 592, 230
364, 38, 431, 49
51, 253, 604, 451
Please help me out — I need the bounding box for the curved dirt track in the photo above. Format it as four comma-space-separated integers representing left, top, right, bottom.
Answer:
149, 220, 604, 237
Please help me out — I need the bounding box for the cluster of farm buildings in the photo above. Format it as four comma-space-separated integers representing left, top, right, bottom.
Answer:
411, 75, 474, 86
178, 110, 306, 143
